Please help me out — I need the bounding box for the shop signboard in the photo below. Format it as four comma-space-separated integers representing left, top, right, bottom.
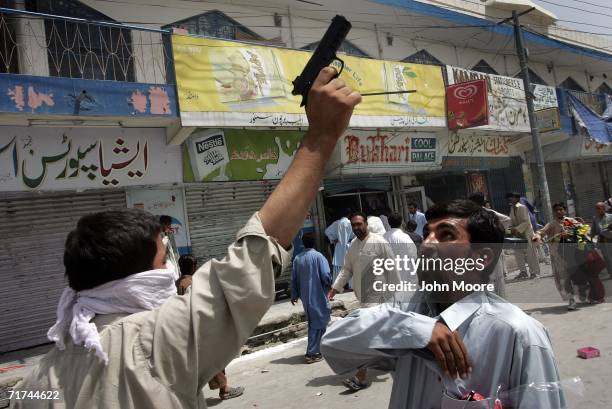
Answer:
441, 133, 513, 157
173, 35, 446, 128
535, 107, 561, 133
446, 79, 489, 130
446, 66, 558, 133
0, 127, 181, 191
185, 128, 303, 182
329, 130, 440, 175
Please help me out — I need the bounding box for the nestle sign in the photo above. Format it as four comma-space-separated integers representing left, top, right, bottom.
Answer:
446, 79, 489, 130
195, 134, 225, 154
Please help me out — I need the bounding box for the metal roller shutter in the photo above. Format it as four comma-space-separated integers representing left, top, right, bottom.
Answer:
185, 181, 279, 263
323, 176, 392, 195
572, 161, 606, 220
488, 157, 526, 213
0, 189, 126, 352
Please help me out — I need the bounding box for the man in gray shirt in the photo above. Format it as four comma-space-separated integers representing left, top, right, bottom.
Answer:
322, 199, 564, 409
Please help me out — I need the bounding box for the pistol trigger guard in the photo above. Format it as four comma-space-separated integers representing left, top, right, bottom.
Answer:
333, 56, 345, 78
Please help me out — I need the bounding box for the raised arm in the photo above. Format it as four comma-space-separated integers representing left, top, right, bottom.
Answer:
141, 67, 361, 398
260, 68, 361, 248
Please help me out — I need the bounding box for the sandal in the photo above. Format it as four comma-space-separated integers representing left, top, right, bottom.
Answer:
343, 376, 370, 391
220, 386, 244, 400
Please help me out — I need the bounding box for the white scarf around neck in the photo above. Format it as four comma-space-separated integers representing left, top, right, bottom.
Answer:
47, 261, 177, 364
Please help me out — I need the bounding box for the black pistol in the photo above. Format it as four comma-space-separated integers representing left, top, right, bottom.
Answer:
292, 15, 352, 107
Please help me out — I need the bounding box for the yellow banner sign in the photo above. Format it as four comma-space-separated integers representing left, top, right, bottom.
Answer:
172, 35, 446, 128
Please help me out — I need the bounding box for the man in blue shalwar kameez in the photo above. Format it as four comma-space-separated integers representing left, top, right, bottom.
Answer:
291, 233, 332, 363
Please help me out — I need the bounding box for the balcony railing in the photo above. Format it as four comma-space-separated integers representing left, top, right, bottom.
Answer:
0, 7, 173, 84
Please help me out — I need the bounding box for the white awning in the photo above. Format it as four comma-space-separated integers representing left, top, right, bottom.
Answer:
487, 0, 558, 24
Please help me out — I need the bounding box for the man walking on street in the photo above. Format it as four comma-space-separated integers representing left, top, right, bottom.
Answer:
533, 203, 584, 310
405, 202, 427, 238
325, 208, 355, 283
291, 233, 332, 364
507, 192, 540, 279
592, 202, 612, 277
13, 67, 362, 409
328, 212, 395, 391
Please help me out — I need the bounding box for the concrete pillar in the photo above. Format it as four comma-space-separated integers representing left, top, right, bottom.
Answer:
12, 4, 50, 76
131, 30, 166, 84
521, 160, 535, 204
561, 162, 577, 217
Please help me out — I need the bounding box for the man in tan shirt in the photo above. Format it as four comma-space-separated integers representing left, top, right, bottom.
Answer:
533, 202, 582, 310
12, 67, 362, 409
507, 192, 540, 279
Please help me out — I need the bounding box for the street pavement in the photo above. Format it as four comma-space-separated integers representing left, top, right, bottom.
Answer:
207, 272, 612, 409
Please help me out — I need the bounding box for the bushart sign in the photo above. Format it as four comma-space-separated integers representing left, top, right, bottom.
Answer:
446, 79, 489, 130
185, 129, 303, 181
330, 130, 440, 175
173, 35, 446, 128
0, 127, 181, 191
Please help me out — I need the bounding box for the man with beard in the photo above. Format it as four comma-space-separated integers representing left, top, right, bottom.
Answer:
328, 211, 395, 391
321, 200, 563, 408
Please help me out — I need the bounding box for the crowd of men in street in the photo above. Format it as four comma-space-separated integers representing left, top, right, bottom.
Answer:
9, 67, 611, 409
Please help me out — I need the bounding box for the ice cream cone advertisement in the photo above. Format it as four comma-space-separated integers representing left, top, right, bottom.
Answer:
446, 79, 489, 130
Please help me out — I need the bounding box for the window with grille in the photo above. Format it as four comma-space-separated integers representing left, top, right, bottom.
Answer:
0, 11, 18, 74
402, 50, 443, 66
26, 0, 135, 82
471, 59, 498, 75
301, 40, 370, 58
514, 68, 548, 85
164, 10, 263, 41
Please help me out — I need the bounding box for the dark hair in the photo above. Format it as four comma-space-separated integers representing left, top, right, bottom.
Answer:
159, 215, 172, 227
505, 192, 521, 199
468, 192, 485, 206
388, 212, 403, 228
407, 202, 417, 208
552, 202, 567, 210
405, 220, 417, 232
178, 254, 197, 276
350, 211, 367, 223
343, 207, 353, 218
64, 209, 162, 291
426, 199, 505, 280
302, 233, 316, 248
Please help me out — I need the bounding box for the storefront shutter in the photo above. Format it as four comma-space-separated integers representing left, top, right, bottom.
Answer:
572, 161, 607, 220
185, 181, 279, 263
0, 189, 126, 352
